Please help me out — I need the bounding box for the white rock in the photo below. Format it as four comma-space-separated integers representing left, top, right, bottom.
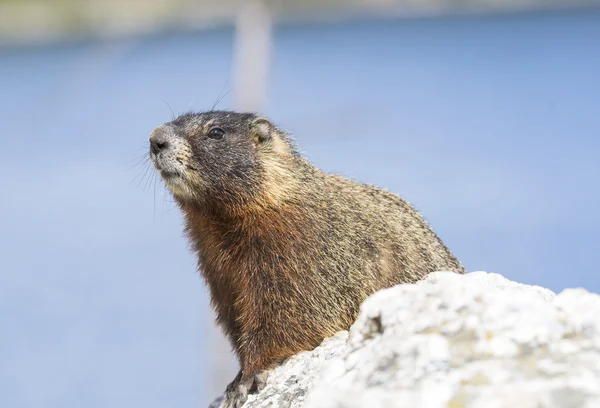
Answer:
210, 272, 600, 408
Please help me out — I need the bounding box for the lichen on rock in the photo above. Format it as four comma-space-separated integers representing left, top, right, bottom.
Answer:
211, 272, 600, 408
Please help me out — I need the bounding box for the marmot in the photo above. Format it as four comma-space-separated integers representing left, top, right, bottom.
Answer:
148, 110, 465, 408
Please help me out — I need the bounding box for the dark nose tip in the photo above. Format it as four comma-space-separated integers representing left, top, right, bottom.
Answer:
150, 139, 168, 155
149, 127, 170, 155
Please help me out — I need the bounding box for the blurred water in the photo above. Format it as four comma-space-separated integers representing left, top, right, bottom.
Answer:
1, 9, 599, 408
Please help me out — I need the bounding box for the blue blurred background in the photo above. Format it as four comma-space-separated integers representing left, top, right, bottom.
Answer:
1, 1, 599, 407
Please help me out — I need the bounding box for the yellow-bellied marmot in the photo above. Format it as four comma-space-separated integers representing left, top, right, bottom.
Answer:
148, 110, 465, 408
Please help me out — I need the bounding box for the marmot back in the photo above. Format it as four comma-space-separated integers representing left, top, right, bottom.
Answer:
148, 110, 465, 408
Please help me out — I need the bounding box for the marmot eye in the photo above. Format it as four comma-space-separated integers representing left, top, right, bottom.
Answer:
208, 127, 225, 140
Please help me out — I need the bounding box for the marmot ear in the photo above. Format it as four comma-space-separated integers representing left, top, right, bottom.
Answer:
250, 117, 273, 144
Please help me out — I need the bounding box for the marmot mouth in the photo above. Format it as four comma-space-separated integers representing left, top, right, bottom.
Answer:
160, 170, 182, 180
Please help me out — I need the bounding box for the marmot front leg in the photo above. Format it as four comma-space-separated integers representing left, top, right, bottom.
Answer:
222, 370, 269, 408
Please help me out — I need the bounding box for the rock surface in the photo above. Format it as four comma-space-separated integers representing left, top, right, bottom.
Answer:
211, 271, 600, 408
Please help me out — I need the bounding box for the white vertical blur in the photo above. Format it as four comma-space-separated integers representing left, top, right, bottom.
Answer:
232, 0, 274, 112
207, 1, 275, 399
207, 317, 238, 401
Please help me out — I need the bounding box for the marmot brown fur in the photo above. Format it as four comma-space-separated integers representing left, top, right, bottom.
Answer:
148, 110, 465, 407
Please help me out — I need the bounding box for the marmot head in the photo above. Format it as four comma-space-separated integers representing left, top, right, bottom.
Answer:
149, 110, 297, 207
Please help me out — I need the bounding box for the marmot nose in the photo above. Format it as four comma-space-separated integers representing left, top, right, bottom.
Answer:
149, 127, 170, 155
